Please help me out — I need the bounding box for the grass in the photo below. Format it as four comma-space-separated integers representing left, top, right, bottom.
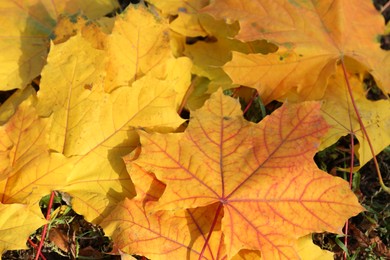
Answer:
3, 192, 117, 259
313, 140, 390, 259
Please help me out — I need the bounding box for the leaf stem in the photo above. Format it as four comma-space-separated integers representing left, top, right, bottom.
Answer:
28, 238, 47, 260
340, 60, 390, 194
243, 91, 257, 115
198, 203, 223, 260
34, 191, 56, 260
343, 132, 355, 260
381, 1, 390, 13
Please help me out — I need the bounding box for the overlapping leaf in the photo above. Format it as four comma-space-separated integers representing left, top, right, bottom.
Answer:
115, 90, 362, 259
103, 199, 226, 259
104, 4, 172, 92
320, 69, 390, 167
102, 155, 224, 259
0, 1, 384, 258
36, 35, 107, 156
103, 152, 335, 259
0, 203, 46, 253
183, 15, 277, 93
203, 0, 390, 103
0, 0, 118, 90
0, 93, 70, 209
33, 21, 191, 221
148, 0, 209, 16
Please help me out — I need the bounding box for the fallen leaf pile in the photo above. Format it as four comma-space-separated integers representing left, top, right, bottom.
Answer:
0, 0, 389, 259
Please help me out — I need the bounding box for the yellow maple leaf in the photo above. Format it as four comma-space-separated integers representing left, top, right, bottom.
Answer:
170, 12, 208, 37
203, 0, 390, 104
37, 35, 107, 156
184, 15, 277, 94
0, 203, 46, 253
0, 93, 70, 211
60, 74, 188, 222
0, 86, 35, 125
296, 235, 333, 260
104, 4, 172, 92
0, 0, 118, 91
148, 0, 209, 16
52, 14, 112, 48
33, 30, 190, 222
320, 68, 390, 167
117, 90, 362, 259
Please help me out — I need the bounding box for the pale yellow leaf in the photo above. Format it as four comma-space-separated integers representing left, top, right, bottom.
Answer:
148, 0, 209, 15
297, 235, 333, 260
105, 4, 171, 92
37, 35, 107, 156
52, 14, 110, 49
320, 69, 390, 167
0, 203, 46, 253
0, 0, 118, 90
0, 85, 35, 125
170, 12, 208, 37
0, 95, 70, 209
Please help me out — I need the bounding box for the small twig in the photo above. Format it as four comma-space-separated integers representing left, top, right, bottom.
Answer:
343, 133, 355, 260
340, 60, 389, 194
243, 90, 258, 115
28, 238, 47, 260
341, 56, 358, 260
231, 86, 241, 98
381, 1, 390, 13
34, 191, 56, 260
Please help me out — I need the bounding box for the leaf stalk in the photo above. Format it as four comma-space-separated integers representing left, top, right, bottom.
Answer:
198, 203, 223, 260
340, 59, 390, 194
34, 191, 56, 260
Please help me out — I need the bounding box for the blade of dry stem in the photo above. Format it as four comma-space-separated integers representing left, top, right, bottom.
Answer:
340, 59, 390, 194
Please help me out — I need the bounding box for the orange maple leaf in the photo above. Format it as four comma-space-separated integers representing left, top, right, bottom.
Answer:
203, 0, 390, 104
112, 90, 363, 259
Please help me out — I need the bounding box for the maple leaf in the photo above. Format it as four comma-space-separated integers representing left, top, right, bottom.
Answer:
0, 92, 70, 209
231, 235, 333, 259
0, 86, 35, 125
52, 14, 112, 48
103, 199, 226, 259
320, 68, 390, 167
104, 4, 172, 92
116, 90, 362, 259
33, 29, 190, 222
102, 161, 334, 259
183, 14, 277, 93
0, 203, 46, 253
0, 0, 118, 90
36, 34, 107, 156
202, 0, 390, 104
295, 235, 333, 260
148, 0, 209, 16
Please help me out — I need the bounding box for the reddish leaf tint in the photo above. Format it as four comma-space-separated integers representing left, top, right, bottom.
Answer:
108, 90, 363, 259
